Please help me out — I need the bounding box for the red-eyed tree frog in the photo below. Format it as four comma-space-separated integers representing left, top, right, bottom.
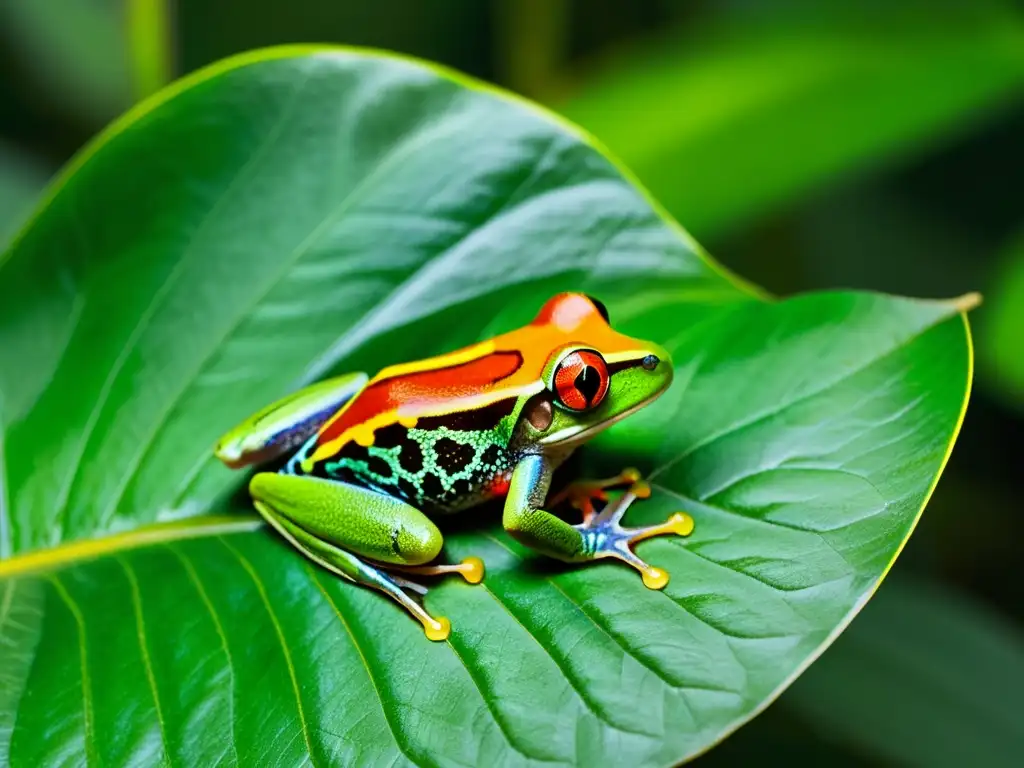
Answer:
214, 293, 693, 640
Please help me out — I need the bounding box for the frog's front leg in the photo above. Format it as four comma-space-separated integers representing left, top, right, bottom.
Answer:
250, 473, 481, 641
502, 455, 693, 589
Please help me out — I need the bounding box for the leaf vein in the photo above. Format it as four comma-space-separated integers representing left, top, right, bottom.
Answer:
657, 483, 860, 572
465, 544, 654, 740
118, 557, 170, 765
648, 314, 956, 482
166, 545, 239, 767
97, 98, 472, 528
219, 538, 317, 767
547, 578, 742, 697
304, 564, 423, 768
47, 574, 96, 767
443, 630, 573, 764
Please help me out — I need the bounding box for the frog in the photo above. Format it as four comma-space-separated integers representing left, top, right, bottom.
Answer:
214, 292, 693, 641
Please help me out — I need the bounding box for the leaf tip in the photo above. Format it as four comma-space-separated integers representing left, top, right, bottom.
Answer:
953, 291, 983, 313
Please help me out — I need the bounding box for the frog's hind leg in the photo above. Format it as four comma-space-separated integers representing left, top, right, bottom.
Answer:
249, 472, 478, 640
215, 372, 368, 469
261, 507, 451, 640
549, 467, 644, 524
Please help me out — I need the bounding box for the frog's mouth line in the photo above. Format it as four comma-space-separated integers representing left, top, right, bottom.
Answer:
542, 387, 669, 450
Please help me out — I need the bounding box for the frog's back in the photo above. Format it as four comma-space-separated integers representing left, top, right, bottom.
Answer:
285, 341, 535, 512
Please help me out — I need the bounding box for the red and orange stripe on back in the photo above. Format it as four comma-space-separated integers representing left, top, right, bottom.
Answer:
318, 350, 523, 445
306, 293, 643, 465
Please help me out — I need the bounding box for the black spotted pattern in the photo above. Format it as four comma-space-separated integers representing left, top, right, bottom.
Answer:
420, 473, 446, 500
434, 437, 476, 475
481, 444, 503, 468
366, 455, 392, 479
398, 439, 424, 473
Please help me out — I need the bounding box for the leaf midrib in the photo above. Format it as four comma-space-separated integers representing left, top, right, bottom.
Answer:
0, 516, 263, 579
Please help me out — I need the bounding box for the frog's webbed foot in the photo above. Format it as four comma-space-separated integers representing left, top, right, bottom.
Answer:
549, 467, 645, 524
571, 475, 694, 589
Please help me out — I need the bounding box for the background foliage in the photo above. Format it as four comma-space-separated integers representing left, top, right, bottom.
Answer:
0, 1, 1021, 765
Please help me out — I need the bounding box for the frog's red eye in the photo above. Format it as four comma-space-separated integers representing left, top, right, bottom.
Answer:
553, 349, 609, 411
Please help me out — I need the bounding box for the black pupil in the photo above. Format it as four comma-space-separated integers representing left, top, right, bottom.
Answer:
642, 355, 659, 370
585, 295, 610, 322
574, 365, 602, 405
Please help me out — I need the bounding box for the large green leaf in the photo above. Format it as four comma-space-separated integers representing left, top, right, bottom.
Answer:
0, 47, 974, 766
557, 5, 1024, 237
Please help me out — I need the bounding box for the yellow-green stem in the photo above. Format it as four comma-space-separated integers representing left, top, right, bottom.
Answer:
126, 0, 174, 100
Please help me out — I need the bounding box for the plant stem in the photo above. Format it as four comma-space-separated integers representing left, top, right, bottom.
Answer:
125, 0, 174, 100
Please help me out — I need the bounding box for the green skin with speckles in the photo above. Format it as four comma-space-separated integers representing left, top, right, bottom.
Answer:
323, 425, 514, 514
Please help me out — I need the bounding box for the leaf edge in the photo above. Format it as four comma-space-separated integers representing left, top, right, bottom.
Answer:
0, 43, 767, 303
677, 310, 976, 765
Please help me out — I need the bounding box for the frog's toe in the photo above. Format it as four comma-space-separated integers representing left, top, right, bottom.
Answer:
421, 614, 451, 642
364, 571, 452, 641
628, 512, 695, 541
372, 574, 452, 641
458, 556, 485, 584
609, 537, 672, 590
385, 556, 486, 585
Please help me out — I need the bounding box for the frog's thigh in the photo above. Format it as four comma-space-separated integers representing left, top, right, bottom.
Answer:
215, 372, 368, 468
250, 473, 443, 566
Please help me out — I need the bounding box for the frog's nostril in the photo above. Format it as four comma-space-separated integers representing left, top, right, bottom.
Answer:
642, 355, 659, 371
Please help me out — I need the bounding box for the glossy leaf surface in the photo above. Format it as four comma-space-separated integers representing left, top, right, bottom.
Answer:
0, 48, 972, 766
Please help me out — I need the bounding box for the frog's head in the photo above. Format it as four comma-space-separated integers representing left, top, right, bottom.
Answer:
517, 292, 673, 449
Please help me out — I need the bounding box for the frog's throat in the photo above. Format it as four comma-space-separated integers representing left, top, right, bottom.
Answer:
541, 388, 668, 450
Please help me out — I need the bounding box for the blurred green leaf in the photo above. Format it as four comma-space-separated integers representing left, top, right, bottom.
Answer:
0, 48, 973, 765
693, 700, 870, 766
177, 0, 492, 79
0, 141, 50, 248
0, 0, 133, 124
978, 232, 1024, 408
492, 0, 571, 99
558, 6, 1024, 238
781, 574, 1024, 767
795, 186, 982, 298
